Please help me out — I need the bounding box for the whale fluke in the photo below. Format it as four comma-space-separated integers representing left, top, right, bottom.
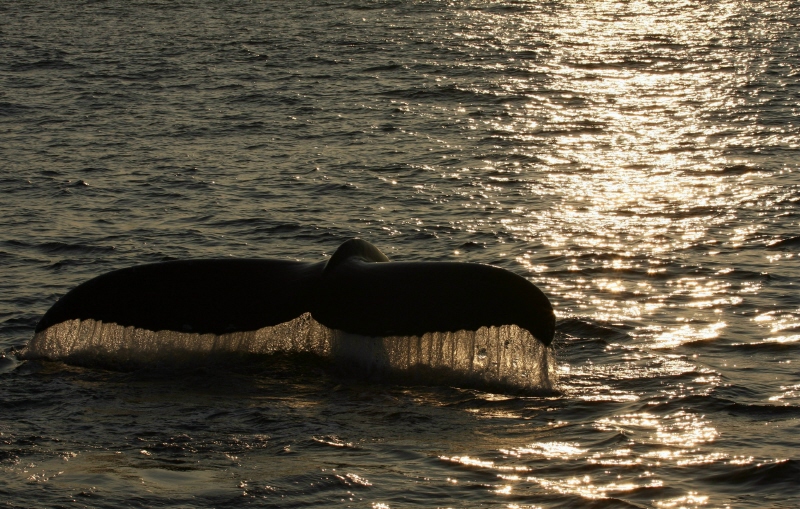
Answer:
34, 239, 555, 346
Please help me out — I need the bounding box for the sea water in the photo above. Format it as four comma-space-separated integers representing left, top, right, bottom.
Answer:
1, 1, 799, 507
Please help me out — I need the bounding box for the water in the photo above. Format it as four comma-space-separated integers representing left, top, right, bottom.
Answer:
2, 0, 799, 507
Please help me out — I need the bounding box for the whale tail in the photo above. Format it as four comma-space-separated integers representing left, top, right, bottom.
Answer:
28, 239, 556, 389
32, 238, 555, 348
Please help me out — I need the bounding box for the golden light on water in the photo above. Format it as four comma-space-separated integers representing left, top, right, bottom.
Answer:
500, 442, 586, 459
651, 322, 726, 349
438, 406, 724, 501
453, 2, 790, 368
755, 311, 800, 335
655, 492, 710, 508
439, 455, 530, 473
595, 411, 718, 449
769, 383, 800, 403
522, 475, 661, 501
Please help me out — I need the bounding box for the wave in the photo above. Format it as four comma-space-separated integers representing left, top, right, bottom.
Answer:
649, 394, 800, 419
732, 336, 800, 351
703, 459, 800, 489
2, 239, 117, 256
24, 314, 555, 392
766, 235, 800, 249
557, 318, 631, 342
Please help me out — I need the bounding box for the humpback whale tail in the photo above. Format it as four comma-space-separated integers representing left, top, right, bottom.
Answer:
28, 239, 555, 388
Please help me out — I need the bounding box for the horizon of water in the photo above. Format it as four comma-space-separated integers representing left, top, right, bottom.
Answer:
2, 1, 799, 508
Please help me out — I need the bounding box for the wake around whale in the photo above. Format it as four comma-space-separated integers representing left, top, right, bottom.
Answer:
28, 239, 556, 388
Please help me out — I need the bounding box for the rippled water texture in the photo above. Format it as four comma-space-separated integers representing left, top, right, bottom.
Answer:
1, 0, 799, 507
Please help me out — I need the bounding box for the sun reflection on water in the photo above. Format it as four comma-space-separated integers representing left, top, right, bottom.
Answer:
596, 411, 718, 448
523, 475, 662, 501
500, 442, 586, 460
651, 322, 726, 349
655, 492, 710, 509
440, 404, 726, 503
448, 1, 793, 372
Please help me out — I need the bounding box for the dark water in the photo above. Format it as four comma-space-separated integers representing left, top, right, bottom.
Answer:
2, 0, 800, 507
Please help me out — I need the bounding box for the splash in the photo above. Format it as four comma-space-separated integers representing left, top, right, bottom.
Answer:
26, 313, 555, 391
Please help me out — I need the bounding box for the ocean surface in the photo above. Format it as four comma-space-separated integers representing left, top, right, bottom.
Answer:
2, 0, 799, 507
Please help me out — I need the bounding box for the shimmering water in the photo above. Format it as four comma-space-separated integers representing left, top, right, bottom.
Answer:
2, 0, 799, 507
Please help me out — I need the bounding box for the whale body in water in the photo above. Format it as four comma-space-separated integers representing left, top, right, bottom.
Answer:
35, 239, 556, 346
